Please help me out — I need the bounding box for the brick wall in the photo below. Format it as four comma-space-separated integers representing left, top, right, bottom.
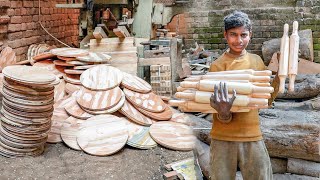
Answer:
178, 0, 320, 63
0, 0, 80, 62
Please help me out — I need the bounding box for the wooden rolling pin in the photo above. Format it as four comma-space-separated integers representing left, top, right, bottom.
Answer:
288, 21, 299, 92
279, 23, 290, 93
180, 80, 274, 94
175, 91, 268, 106
206, 69, 272, 76
185, 74, 270, 82
169, 100, 267, 113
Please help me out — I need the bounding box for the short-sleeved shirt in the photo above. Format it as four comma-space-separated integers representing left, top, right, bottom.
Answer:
209, 49, 266, 142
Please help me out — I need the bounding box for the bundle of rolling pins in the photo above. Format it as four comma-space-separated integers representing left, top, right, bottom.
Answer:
169, 69, 274, 113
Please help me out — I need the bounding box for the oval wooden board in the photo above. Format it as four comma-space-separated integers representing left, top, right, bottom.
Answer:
137, 105, 172, 121
80, 65, 123, 91
73, 64, 100, 70
82, 92, 125, 115
123, 88, 166, 113
63, 74, 81, 85
126, 120, 157, 149
57, 56, 77, 61
149, 121, 196, 151
60, 116, 84, 151
121, 72, 152, 93
64, 97, 93, 120
77, 115, 128, 156
33, 60, 65, 78
2, 65, 56, 84
76, 52, 111, 63
76, 86, 122, 111
119, 100, 153, 126
33, 52, 56, 61
64, 69, 85, 75
50, 48, 89, 57
169, 112, 192, 126
53, 60, 75, 67
68, 61, 92, 66
65, 83, 81, 94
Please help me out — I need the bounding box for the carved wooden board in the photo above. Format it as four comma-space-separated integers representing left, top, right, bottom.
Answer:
137, 105, 172, 121
76, 115, 128, 156
80, 65, 123, 90
63, 74, 81, 85
123, 88, 166, 113
2, 65, 56, 85
149, 121, 196, 151
57, 56, 77, 61
64, 69, 85, 75
126, 120, 157, 149
76, 86, 122, 111
64, 97, 93, 119
119, 100, 153, 126
76, 52, 111, 63
53, 60, 75, 67
121, 72, 152, 93
50, 48, 89, 57
65, 83, 81, 94
33, 60, 65, 78
60, 116, 84, 151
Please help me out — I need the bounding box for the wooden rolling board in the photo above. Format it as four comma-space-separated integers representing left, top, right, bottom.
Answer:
149, 121, 196, 151
76, 86, 122, 111
54, 79, 66, 103
64, 97, 93, 120
123, 88, 166, 113
76, 52, 111, 63
63, 74, 81, 85
65, 83, 81, 95
121, 72, 152, 93
119, 100, 153, 126
137, 105, 172, 121
82, 92, 125, 115
76, 115, 128, 156
64, 69, 85, 75
57, 56, 77, 61
2, 65, 56, 85
126, 120, 157, 149
80, 65, 123, 91
33, 60, 65, 79
33, 52, 56, 61
53, 60, 75, 67
0, 47, 16, 69
50, 48, 89, 57
60, 116, 84, 151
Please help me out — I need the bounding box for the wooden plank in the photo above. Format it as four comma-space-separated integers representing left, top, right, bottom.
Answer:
138, 57, 170, 66
113, 28, 126, 38
55, 3, 86, 9
93, 27, 108, 39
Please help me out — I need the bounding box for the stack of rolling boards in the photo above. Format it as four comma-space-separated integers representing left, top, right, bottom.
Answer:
0, 66, 57, 157
31, 47, 112, 84
169, 69, 274, 113
47, 65, 196, 156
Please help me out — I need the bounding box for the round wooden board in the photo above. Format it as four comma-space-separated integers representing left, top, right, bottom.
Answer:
121, 72, 152, 93
1, 86, 54, 101
60, 116, 84, 151
57, 56, 77, 61
149, 121, 196, 151
80, 65, 123, 91
33, 60, 65, 79
68, 61, 91, 66
76, 115, 128, 156
76, 86, 122, 111
65, 83, 81, 95
73, 64, 100, 70
123, 88, 166, 113
33, 52, 56, 61
2, 65, 56, 85
63, 74, 81, 85
64, 97, 93, 120
126, 120, 157, 149
169, 112, 192, 126
119, 100, 153, 126
53, 60, 75, 67
64, 69, 85, 75
50, 48, 89, 57
137, 105, 172, 121
76, 52, 111, 63
3, 77, 54, 95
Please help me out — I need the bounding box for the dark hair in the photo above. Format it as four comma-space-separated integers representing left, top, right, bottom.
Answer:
224, 11, 252, 32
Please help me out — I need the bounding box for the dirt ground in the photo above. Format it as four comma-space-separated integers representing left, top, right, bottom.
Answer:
0, 143, 193, 180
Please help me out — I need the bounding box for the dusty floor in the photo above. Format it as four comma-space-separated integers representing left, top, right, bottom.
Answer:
0, 143, 193, 180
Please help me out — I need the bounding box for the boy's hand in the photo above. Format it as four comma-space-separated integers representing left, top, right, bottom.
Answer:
210, 82, 236, 123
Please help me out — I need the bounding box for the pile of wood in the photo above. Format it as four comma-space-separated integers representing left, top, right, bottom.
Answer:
169, 69, 274, 113
0, 66, 57, 157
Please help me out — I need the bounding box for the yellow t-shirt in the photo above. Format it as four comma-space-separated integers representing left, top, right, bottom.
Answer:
209, 50, 266, 142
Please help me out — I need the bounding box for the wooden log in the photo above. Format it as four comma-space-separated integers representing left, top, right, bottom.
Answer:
270, 158, 287, 174
206, 69, 272, 76
180, 80, 274, 95
288, 21, 300, 92
279, 24, 290, 93
186, 74, 270, 82
175, 91, 269, 106
287, 158, 320, 177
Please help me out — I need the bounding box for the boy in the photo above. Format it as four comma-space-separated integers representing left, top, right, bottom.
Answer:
209, 11, 273, 180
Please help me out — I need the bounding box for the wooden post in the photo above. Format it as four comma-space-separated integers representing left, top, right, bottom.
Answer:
170, 38, 183, 95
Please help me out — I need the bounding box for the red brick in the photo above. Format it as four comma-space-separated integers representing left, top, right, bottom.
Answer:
32, 15, 39, 22
0, 15, 10, 24
26, 22, 35, 30
7, 39, 24, 48
33, 1, 39, 8
31, 8, 38, 15
8, 31, 23, 40
0, 24, 8, 33
21, 8, 27, 15
21, 23, 26, 31
14, 9, 21, 16
10, 1, 22, 8
10, 16, 22, 24
13, 46, 28, 55
7, 9, 14, 16
22, 15, 33, 23
8, 23, 21, 32
23, 0, 33, 7
0, 0, 10, 8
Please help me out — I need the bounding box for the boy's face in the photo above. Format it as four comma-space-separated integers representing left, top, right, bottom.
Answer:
224, 26, 252, 55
